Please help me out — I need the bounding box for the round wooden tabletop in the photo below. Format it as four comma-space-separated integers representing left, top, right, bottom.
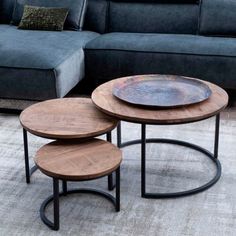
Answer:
92, 75, 228, 125
20, 98, 118, 139
35, 139, 122, 181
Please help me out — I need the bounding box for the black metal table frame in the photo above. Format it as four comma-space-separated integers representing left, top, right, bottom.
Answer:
40, 167, 120, 231
22, 130, 116, 190
116, 114, 221, 199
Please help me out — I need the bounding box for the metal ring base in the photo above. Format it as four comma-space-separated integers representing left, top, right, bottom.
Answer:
30, 165, 38, 175
40, 188, 119, 230
120, 138, 221, 198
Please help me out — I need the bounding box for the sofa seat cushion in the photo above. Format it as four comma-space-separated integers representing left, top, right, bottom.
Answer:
86, 32, 236, 57
85, 32, 236, 88
0, 25, 99, 100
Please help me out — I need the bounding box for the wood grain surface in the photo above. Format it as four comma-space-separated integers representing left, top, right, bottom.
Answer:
20, 98, 118, 139
92, 75, 228, 124
35, 138, 122, 180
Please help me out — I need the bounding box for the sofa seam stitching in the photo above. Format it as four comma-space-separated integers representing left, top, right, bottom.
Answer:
84, 48, 236, 58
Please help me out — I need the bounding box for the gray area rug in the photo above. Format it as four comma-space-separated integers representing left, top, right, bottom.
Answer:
0, 109, 235, 236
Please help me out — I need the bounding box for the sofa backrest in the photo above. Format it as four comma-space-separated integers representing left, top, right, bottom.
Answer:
199, 0, 236, 36
2, 0, 200, 35
85, 0, 200, 34
84, 0, 108, 33
108, 0, 200, 34
0, 0, 15, 24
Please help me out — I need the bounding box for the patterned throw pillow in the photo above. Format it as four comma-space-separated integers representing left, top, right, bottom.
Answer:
11, 0, 87, 31
18, 5, 68, 31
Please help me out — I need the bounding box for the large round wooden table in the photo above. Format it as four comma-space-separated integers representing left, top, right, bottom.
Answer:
20, 98, 118, 184
92, 75, 229, 198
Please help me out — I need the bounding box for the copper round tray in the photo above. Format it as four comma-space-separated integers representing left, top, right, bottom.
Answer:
113, 75, 212, 108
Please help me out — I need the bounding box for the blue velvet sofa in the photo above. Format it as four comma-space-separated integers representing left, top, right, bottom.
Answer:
0, 0, 236, 103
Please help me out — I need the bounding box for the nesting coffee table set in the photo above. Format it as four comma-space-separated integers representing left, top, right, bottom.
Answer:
20, 75, 228, 230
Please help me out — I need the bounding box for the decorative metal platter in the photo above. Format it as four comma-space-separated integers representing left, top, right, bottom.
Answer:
113, 75, 212, 108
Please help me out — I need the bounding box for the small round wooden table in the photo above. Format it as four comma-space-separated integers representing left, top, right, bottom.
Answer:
92, 75, 229, 199
20, 98, 118, 187
35, 138, 122, 231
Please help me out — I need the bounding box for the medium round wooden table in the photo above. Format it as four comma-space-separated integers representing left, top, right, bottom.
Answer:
20, 98, 118, 184
35, 138, 122, 230
92, 75, 229, 199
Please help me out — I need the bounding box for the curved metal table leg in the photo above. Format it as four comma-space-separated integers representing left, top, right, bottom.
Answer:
117, 115, 221, 198
40, 168, 120, 230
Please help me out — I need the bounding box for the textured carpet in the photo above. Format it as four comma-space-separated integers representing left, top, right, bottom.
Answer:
0, 109, 236, 236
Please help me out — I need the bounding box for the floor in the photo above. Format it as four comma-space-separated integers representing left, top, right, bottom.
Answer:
0, 105, 235, 235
